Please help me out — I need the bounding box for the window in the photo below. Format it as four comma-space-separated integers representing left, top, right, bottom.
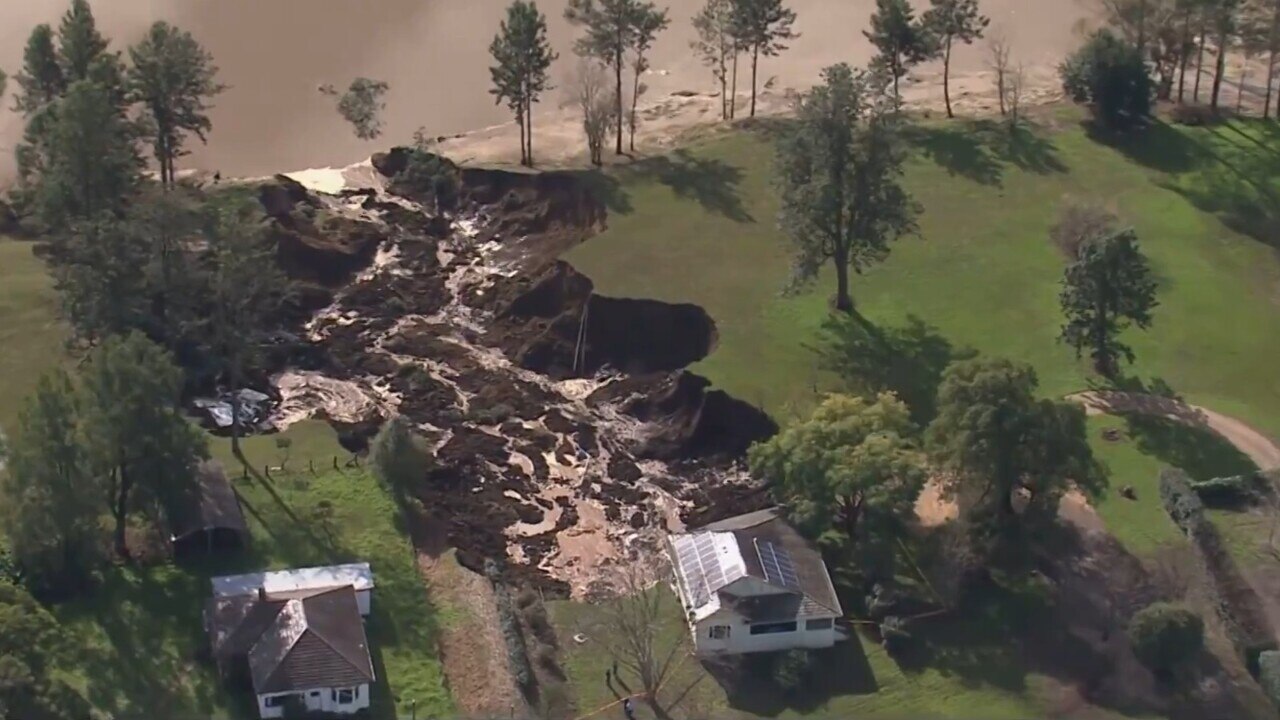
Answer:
805, 618, 834, 631
708, 625, 731, 640
748, 621, 797, 635
263, 695, 287, 708
337, 688, 355, 704
309, 691, 321, 697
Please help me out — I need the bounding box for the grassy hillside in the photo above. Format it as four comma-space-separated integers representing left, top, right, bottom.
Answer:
562, 109, 1280, 717
568, 113, 1280, 438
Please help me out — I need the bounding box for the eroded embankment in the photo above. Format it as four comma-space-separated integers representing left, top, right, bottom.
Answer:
245, 150, 775, 596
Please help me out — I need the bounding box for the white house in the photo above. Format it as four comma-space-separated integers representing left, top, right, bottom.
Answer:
206, 564, 376, 718
667, 508, 844, 656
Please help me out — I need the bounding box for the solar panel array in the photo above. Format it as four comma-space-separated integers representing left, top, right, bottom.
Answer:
672, 533, 738, 608
755, 539, 800, 590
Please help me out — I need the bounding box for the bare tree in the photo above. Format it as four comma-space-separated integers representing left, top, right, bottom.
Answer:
594, 562, 703, 720
1050, 200, 1120, 259
987, 30, 1012, 116
569, 59, 614, 166
1006, 62, 1026, 127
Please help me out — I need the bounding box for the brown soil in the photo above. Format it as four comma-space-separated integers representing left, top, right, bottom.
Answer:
418, 549, 526, 718
258, 146, 777, 598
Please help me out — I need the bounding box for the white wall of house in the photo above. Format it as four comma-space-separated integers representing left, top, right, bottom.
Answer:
691, 608, 838, 656
256, 684, 369, 718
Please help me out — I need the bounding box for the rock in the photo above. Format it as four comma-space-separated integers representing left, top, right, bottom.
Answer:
1120, 485, 1137, 500
257, 174, 313, 219
1101, 427, 1124, 442
371, 147, 412, 178
272, 213, 383, 287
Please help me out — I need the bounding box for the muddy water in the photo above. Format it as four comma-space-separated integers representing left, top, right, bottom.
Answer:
0, 0, 1091, 182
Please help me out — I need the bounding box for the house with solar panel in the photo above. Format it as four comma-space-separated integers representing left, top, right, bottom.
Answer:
667, 507, 844, 655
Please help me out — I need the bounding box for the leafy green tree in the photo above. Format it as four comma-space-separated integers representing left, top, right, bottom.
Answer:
1059, 228, 1158, 378
204, 199, 286, 459
865, 0, 934, 102
57, 0, 110, 83
51, 214, 151, 345
730, 0, 797, 117
923, 0, 989, 118
775, 63, 918, 314
79, 332, 207, 558
0, 583, 89, 719
626, 6, 669, 151
12, 25, 65, 115
926, 358, 1105, 552
1, 371, 102, 593
490, 1, 558, 166
1060, 29, 1154, 128
691, 0, 736, 120
320, 77, 390, 141
564, 0, 665, 155
36, 79, 142, 227
1128, 602, 1204, 674
748, 393, 926, 580
131, 189, 203, 347
370, 415, 434, 504
128, 21, 225, 188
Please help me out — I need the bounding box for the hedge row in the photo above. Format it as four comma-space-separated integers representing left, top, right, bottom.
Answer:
485, 560, 536, 691
1159, 468, 1276, 675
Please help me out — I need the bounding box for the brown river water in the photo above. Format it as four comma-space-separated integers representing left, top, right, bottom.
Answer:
0, 0, 1092, 181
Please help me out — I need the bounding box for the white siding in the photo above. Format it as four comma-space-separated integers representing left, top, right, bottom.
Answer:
255, 685, 369, 718
692, 613, 839, 656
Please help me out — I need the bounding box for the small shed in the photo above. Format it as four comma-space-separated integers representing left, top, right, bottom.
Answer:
172, 461, 249, 560
212, 563, 375, 617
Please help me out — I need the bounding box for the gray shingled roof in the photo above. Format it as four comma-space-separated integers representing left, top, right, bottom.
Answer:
699, 507, 843, 617
208, 585, 374, 694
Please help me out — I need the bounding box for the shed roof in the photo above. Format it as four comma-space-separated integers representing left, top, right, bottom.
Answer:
172, 461, 248, 540
211, 562, 374, 599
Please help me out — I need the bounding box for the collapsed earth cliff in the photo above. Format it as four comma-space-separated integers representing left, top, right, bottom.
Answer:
245, 151, 776, 596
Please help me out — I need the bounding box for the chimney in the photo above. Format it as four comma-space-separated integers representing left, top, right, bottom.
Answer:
258, 586, 267, 602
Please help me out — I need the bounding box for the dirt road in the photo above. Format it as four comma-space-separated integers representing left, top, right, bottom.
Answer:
1067, 391, 1280, 471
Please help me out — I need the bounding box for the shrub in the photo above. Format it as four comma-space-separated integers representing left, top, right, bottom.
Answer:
773, 649, 814, 696
1159, 467, 1203, 531
1190, 474, 1265, 507
1128, 602, 1204, 674
487, 561, 535, 691
369, 415, 434, 500
1059, 30, 1153, 129
396, 145, 459, 211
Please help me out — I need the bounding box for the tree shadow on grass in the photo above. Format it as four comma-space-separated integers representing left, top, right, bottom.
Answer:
1124, 413, 1257, 481
812, 312, 976, 426
626, 149, 753, 222
567, 169, 633, 215
907, 119, 1067, 188
1086, 119, 1280, 247
704, 638, 879, 717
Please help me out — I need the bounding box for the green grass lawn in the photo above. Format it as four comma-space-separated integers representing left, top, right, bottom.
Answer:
562, 111, 1280, 716
47, 424, 452, 719
0, 237, 64, 436
567, 114, 1280, 440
